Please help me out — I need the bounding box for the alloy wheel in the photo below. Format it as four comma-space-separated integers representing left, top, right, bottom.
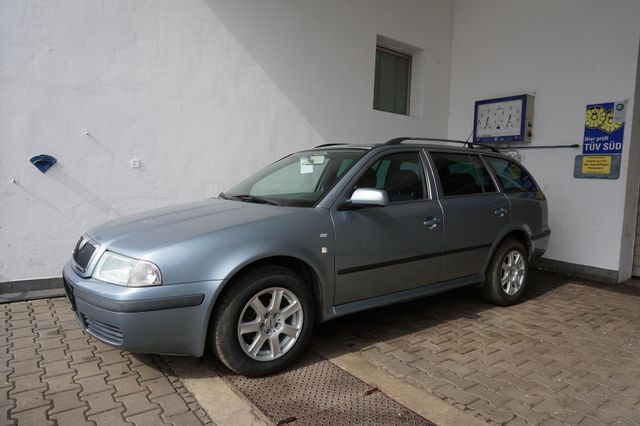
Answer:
237, 287, 304, 361
500, 249, 525, 296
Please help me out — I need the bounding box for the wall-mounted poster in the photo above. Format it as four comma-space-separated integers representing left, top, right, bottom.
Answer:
582, 101, 625, 155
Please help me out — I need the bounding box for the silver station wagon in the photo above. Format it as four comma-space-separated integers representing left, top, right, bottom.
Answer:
62, 137, 550, 376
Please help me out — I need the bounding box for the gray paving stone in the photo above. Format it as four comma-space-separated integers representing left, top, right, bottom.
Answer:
37, 336, 65, 350
9, 319, 32, 329
118, 391, 160, 417
87, 407, 132, 425
7, 336, 35, 350
143, 377, 176, 400
165, 411, 204, 426
10, 405, 54, 426
66, 337, 93, 352
10, 387, 50, 413
0, 404, 15, 426
74, 359, 105, 380
69, 348, 98, 364
135, 364, 164, 382
63, 328, 88, 340
0, 387, 13, 407
109, 375, 146, 398
47, 388, 87, 414
126, 408, 168, 426
42, 359, 72, 378
49, 406, 94, 426
153, 393, 189, 417
10, 327, 35, 339
126, 354, 154, 368
9, 372, 46, 394
82, 389, 123, 416
77, 373, 111, 397
43, 371, 82, 395
97, 350, 128, 366
37, 347, 68, 364
8, 359, 42, 378
103, 361, 137, 381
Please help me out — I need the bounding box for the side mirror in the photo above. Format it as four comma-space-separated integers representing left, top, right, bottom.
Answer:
347, 188, 389, 208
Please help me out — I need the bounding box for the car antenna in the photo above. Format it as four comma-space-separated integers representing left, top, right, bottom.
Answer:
464, 130, 474, 148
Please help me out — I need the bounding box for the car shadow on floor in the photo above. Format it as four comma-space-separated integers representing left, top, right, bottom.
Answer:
210, 269, 568, 381
207, 269, 639, 381
311, 269, 568, 356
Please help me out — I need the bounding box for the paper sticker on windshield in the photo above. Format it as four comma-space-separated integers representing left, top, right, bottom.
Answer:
300, 158, 313, 174
309, 155, 325, 164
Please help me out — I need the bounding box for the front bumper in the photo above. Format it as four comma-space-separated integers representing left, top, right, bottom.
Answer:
62, 261, 222, 356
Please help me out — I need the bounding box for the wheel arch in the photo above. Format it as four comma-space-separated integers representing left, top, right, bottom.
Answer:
481, 227, 533, 278
202, 255, 325, 351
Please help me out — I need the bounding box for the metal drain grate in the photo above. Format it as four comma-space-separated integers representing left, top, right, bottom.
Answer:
220, 351, 435, 425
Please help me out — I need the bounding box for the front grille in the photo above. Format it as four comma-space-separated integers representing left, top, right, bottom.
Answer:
72, 236, 97, 272
82, 315, 123, 345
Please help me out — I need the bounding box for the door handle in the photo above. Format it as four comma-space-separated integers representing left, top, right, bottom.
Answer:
423, 217, 440, 230
494, 207, 508, 217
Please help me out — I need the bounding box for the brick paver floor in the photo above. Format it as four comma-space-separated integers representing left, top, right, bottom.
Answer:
0, 297, 213, 426
2, 271, 640, 425
316, 271, 640, 425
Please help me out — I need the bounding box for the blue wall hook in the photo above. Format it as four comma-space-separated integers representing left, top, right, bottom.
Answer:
30, 154, 58, 174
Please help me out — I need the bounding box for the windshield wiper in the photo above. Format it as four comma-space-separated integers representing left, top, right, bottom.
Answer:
222, 193, 281, 206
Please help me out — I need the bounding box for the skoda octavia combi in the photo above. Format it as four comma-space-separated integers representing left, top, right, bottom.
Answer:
63, 138, 550, 376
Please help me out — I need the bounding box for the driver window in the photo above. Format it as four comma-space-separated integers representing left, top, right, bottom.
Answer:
354, 152, 426, 202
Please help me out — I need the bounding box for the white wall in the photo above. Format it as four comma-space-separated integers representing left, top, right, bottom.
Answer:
448, 0, 640, 277
205, 0, 454, 143
0, 0, 454, 282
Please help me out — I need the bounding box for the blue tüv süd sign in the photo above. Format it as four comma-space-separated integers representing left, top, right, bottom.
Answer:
582, 102, 625, 154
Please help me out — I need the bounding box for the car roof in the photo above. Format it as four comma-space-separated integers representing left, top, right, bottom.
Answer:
308, 139, 510, 157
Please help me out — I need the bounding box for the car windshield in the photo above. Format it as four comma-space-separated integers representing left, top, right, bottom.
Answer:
223, 149, 366, 207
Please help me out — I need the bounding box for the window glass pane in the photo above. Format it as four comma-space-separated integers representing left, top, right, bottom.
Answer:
227, 150, 365, 207
251, 160, 328, 196
373, 47, 411, 115
354, 152, 425, 202
431, 152, 497, 196
336, 158, 355, 177
486, 157, 537, 193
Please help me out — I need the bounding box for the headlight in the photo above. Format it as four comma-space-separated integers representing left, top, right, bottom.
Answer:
93, 251, 162, 287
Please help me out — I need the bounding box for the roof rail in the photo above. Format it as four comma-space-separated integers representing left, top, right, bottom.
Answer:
385, 137, 500, 153
314, 143, 347, 148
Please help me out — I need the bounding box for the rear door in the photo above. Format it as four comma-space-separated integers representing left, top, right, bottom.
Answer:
428, 151, 510, 282
331, 150, 443, 305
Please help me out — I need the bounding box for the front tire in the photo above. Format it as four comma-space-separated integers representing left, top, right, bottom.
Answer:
481, 239, 528, 306
210, 266, 315, 376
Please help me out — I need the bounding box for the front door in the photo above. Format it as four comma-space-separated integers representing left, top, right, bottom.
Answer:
332, 151, 443, 305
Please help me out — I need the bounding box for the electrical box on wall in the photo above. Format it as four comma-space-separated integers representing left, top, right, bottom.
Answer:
474, 94, 534, 143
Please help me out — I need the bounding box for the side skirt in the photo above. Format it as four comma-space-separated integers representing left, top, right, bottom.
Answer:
326, 274, 484, 321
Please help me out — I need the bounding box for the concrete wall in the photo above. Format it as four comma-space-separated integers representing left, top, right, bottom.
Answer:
448, 0, 640, 280
0, 0, 454, 282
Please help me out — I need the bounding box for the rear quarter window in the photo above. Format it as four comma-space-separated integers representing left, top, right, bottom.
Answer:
486, 157, 537, 193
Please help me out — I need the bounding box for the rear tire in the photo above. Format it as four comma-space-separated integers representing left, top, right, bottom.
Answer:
210, 265, 315, 376
481, 239, 528, 306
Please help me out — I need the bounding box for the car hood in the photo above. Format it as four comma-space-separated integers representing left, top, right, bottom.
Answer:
88, 198, 303, 256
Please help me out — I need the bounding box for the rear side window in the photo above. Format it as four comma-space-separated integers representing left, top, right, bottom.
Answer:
486, 157, 537, 193
431, 152, 496, 197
